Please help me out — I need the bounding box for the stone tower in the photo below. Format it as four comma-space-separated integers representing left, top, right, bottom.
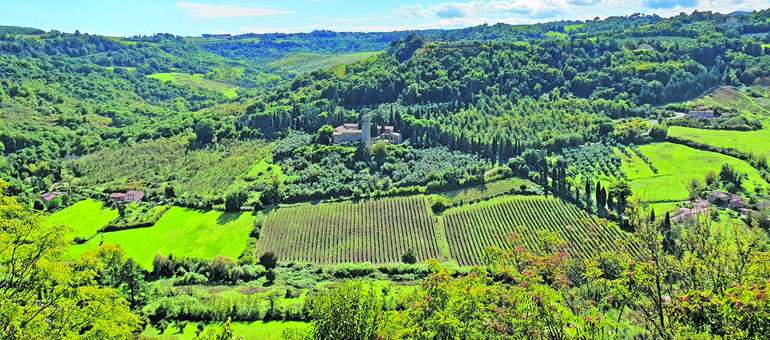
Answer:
361, 115, 372, 145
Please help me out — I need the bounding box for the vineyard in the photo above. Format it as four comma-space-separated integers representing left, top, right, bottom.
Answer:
442, 196, 641, 266
438, 177, 541, 205
257, 196, 443, 264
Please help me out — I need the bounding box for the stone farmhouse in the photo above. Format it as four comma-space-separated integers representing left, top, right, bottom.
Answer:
110, 190, 145, 203
687, 107, 716, 119
332, 123, 402, 145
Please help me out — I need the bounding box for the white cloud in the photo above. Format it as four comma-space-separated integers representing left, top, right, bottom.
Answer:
395, 4, 430, 19
428, 0, 570, 19
178, 2, 293, 18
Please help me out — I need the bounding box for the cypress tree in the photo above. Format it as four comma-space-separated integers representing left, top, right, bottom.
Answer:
584, 179, 592, 209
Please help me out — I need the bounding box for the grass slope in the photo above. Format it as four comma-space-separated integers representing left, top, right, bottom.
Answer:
47, 199, 118, 240
267, 52, 380, 77
620, 142, 768, 204
68, 207, 255, 269
144, 321, 310, 340
147, 72, 238, 99
669, 126, 770, 161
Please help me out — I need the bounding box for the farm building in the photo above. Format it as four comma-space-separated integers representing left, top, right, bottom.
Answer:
110, 190, 144, 203
375, 126, 403, 144
41, 191, 66, 201
687, 107, 716, 119
332, 123, 363, 144
674, 199, 710, 223
332, 123, 402, 144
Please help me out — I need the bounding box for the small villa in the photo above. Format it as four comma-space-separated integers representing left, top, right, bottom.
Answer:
110, 190, 145, 203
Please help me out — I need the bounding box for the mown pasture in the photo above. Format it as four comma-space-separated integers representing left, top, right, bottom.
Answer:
442, 196, 640, 266
47, 199, 118, 240
68, 207, 254, 269
668, 125, 770, 161
620, 142, 768, 204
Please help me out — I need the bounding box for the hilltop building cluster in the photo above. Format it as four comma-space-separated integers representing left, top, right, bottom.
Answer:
332, 119, 402, 145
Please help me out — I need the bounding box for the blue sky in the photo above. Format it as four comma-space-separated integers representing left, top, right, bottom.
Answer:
2, 0, 769, 36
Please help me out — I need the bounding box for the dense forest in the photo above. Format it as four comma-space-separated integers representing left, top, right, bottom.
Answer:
3, 7, 770, 339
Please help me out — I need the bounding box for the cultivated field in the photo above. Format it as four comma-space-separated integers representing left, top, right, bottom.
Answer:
439, 177, 538, 205
621, 142, 768, 203
257, 196, 443, 264
442, 196, 640, 266
147, 72, 238, 99
69, 138, 273, 199
47, 199, 118, 240
68, 207, 254, 269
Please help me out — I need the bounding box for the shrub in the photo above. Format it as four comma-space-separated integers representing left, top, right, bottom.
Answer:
265, 269, 276, 283
259, 252, 278, 270
402, 249, 417, 264
174, 272, 208, 286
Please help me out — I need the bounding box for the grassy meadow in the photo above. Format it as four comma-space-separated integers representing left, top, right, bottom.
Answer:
620, 142, 768, 204
143, 321, 311, 340
668, 125, 770, 160
68, 207, 255, 269
47, 199, 118, 240
147, 72, 238, 99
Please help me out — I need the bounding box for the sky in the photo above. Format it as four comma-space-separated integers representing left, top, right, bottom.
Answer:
1, 0, 769, 36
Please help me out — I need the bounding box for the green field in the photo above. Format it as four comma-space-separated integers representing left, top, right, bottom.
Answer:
147, 72, 238, 99
620, 143, 768, 204
438, 177, 537, 205
144, 321, 311, 340
68, 207, 255, 269
267, 52, 380, 77
564, 24, 586, 32
669, 125, 770, 161
47, 199, 118, 240
442, 196, 640, 266
258, 196, 443, 264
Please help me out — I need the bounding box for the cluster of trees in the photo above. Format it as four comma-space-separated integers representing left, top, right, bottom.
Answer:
151, 253, 273, 286
689, 163, 749, 197
270, 131, 492, 201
